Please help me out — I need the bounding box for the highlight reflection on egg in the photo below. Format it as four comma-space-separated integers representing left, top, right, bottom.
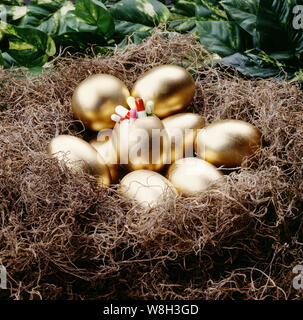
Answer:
131, 65, 195, 118
72, 74, 130, 131
48, 135, 111, 185
167, 157, 223, 197
119, 170, 177, 208
195, 120, 261, 167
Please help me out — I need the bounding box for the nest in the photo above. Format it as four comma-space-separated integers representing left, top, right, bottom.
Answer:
0, 31, 303, 300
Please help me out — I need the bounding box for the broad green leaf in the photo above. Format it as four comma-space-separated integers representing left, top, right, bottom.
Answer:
54, 32, 108, 50
110, 0, 170, 44
117, 29, 152, 46
0, 5, 28, 25
169, 1, 196, 33
169, 0, 225, 34
35, 2, 109, 49
220, 51, 296, 79
18, 0, 114, 49
169, 18, 197, 33
75, 0, 115, 37
257, 0, 303, 60
110, 0, 170, 27
195, 0, 227, 20
171, 0, 226, 20
290, 69, 303, 83
0, 50, 4, 66
19, 0, 65, 27
1, 52, 18, 68
38, 2, 96, 35
171, 0, 196, 17
0, 21, 56, 68
220, 52, 283, 78
220, 0, 259, 36
113, 20, 152, 45
196, 20, 242, 57
114, 20, 151, 37
37, 2, 77, 35
0, 0, 25, 5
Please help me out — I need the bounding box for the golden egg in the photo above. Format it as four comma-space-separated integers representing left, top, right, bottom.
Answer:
48, 135, 111, 185
195, 120, 261, 167
72, 74, 130, 131
131, 65, 195, 118
90, 134, 120, 184
167, 157, 223, 197
113, 116, 169, 172
95, 128, 113, 142
119, 170, 177, 208
162, 113, 205, 163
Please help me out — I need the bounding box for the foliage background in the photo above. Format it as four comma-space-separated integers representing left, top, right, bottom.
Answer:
0, 0, 303, 79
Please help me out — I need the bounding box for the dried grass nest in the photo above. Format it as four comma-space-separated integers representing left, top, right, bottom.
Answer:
0, 31, 302, 300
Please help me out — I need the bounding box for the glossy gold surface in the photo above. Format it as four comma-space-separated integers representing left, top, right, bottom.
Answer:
195, 120, 261, 167
72, 74, 130, 131
162, 113, 205, 162
131, 65, 195, 118
113, 116, 169, 172
119, 170, 177, 208
48, 135, 111, 185
96, 128, 113, 142
167, 157, 223, 197
90, 138, 120, 183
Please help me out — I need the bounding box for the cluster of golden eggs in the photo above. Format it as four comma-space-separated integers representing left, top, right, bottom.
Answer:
48, 65, 261, 208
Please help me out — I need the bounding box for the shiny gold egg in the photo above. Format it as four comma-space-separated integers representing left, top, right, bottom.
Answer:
131, 65, 195, 118
167, 157, 223, 197
48, 135, 111, 185
113, 116, 169, 172
162, 113, 205, 163
90, 135, 120, 184
119, 170, 177, 208
95, 128, 113, 142
195, 120, 261, 167
72, 74, 130, 131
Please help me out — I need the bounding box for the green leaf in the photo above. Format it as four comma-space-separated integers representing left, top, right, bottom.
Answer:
75, 0, 115, 37
37, 2, 78, 35
1, 52, 18, 68
0, 21, 56, 68
109, 0, 170, 44
289, 69, 303, 83
31, 2, 109, 50
0, 4, 28, 25
220, 0, 259, 36
220, 52, 295, 79
0, 0, 25, 5
110, 0, 170, 27
37, 3, 96, 35
117, 29, 152, 46
171, 0, 196, 17
114, 20, 152, 38
220, 52, 285, 78
0, 50, 4, 66
169, 18, 197, 33
169, 0, 225, 34
19, 0, 65, 28
257, 0, 303, 60
195, 0, 227, 20
114, 21, 152, 45
196, 20, 243, 57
